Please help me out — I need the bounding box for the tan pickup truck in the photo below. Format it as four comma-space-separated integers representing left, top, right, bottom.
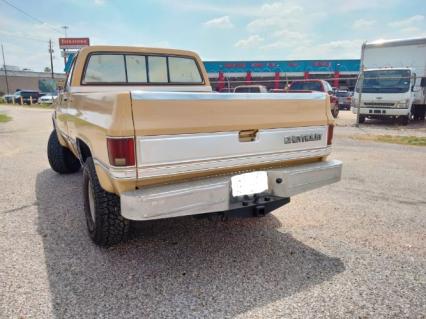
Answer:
48, 45, 342, 246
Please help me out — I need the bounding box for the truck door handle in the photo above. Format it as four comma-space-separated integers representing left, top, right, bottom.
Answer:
239, 129, 258, 142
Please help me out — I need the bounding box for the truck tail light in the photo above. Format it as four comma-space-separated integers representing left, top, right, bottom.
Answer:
327, 125, 334, 145
107, 137, 135, 167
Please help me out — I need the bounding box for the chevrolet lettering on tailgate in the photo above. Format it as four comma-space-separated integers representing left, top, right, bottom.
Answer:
284, 133, 322, 144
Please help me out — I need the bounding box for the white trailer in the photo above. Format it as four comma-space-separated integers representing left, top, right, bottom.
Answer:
352, 37, 426, 124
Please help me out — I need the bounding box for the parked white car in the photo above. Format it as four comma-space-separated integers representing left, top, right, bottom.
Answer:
38, 94, 57, 104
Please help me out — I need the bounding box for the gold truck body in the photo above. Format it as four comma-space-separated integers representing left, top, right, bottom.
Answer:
49, 45, 341, 245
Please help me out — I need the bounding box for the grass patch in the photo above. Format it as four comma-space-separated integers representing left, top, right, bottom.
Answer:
0, 113, 12, 123
354, 134, 426, 146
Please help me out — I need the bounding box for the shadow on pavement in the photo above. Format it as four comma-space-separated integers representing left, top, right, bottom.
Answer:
36, 169, 344, 318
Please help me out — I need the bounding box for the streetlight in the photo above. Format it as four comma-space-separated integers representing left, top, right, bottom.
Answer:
61, 26, 69, 66
61, 26, 69, 38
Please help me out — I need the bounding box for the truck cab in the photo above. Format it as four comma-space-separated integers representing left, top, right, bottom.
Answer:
352, 68, 423, 124
352, 37, 426, 124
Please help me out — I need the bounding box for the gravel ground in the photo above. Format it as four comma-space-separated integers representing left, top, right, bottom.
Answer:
0, 105, 425, 318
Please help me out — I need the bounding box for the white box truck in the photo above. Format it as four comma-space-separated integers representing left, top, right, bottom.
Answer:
352, 37, 426, 124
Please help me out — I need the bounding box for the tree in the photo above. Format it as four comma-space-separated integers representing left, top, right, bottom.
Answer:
44, 67, 51, 73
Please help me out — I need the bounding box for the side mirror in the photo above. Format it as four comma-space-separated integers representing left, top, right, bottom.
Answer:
328, 90, 333, 95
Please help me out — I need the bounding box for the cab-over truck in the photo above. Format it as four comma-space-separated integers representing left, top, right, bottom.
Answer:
352, 37, 426, 124
48, 46, 342, 246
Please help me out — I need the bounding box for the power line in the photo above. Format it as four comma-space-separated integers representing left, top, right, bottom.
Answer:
0, 32, 49, 44
1, 44, 10, 94
0, 0, 63, 34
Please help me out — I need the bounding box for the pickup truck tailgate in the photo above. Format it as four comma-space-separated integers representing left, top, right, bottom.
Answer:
130, 91, 333, 181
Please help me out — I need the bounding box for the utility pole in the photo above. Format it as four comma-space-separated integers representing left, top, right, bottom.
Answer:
49, 39, 54, 79
356, 42, 366, 127
1, 44, 10, 94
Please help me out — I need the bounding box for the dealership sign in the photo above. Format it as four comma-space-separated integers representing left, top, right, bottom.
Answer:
59, 38, 90, 49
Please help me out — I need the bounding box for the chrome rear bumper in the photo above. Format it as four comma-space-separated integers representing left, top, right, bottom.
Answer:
120, 160, 342, 221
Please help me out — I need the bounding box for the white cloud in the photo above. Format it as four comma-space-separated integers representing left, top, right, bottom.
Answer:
203, 16, 234, 29
271, 29, 308, 40
388, 15, 425, 35
246, 3, 308, 33
352, 19, 376, 30
330, 0, 396, 12
262, 30, 311, 49
258, 2, 304, 16
242, 1, 325, 53
94, 0, 106, 5
389, 15, 424, 28
287, 39, 364, 60
235, 35, 264, 49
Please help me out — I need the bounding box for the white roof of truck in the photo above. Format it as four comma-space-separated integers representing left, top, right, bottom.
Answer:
365, 37, 426, 48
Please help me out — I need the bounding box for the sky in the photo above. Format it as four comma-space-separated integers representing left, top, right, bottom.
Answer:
0, 0, 425, 72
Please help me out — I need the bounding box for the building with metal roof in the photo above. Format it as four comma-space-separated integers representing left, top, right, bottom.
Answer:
204, 59, 361, 91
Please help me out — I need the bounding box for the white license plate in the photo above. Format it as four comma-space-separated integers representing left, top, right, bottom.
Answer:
231, 171, 268, 197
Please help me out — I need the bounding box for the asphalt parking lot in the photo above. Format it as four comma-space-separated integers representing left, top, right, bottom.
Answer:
0, 105, 425, 318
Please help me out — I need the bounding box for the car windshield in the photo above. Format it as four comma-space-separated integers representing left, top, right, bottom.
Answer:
356, 69, 411, 93
290, 81, 322, 91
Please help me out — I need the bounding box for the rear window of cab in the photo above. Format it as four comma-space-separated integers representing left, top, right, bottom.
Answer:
290, 81, 323, 91
82, 53, 203, 85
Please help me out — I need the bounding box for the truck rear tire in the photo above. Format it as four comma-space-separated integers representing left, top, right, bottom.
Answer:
83, 157, 129, 246
47, 130, 81, 174
332, 105, 339, 118
413, 107, 425, 121
358, 115, 365, 124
